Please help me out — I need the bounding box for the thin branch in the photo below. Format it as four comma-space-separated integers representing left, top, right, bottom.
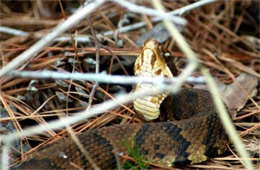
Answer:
0, 26, 29, 36
0, 0, 106, 78
7, 70, 206, 85
1, 141, 10, 170
87, 17, 100, 110
103, 0, 218, 36
112, 0, 187, 26
0, 25, 92, 42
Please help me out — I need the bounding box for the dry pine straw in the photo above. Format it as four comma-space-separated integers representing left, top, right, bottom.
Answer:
0, 0, 259, 169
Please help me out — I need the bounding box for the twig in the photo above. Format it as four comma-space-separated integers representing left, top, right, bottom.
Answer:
0, 26, 29, 36
0, 0, 106, 78
239, 123, 260, 137
112, 0, 187, 26
103, 0, 218, 36
87, 17, 100, 110
0, 26, 93, 43
1, 141, 10, 170
7, 70, 206, 85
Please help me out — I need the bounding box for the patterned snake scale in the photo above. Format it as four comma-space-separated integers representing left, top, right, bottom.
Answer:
14, 39, 229, 169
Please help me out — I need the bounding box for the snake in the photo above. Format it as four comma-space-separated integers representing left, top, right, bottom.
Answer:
14, 39, 229, 169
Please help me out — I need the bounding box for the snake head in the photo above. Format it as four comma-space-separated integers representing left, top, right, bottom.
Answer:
133, 39, 174, 121
134, 39, 173, 78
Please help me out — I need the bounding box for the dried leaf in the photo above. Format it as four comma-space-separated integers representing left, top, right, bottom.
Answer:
218, 73, 258, 113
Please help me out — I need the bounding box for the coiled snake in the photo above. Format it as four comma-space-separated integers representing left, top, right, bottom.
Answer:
14, 39, 229, 169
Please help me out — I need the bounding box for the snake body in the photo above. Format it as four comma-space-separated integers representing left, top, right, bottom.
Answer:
14, 39, 229, 169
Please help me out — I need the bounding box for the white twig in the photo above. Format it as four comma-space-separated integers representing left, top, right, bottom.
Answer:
0, 26, 29, 36
54, 35, 91, 42
0, 26, 92, 42
1, 142, 10, 170
159, 0, 218, 17
112, 0, 187, 26
0, 0, 106, 78
87, 18, 101, 110
8, 70, 206, 85
103, 0, 218, 36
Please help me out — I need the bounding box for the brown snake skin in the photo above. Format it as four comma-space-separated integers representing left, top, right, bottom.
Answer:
14, 39, 229, 169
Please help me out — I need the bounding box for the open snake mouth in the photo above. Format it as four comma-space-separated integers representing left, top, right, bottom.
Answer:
133, 39, 173, 120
